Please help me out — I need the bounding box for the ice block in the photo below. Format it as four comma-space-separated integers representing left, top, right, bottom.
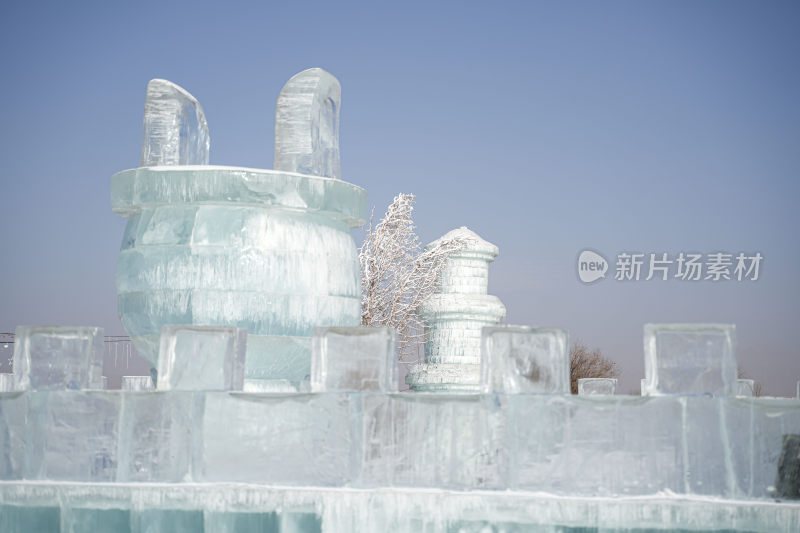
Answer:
311, 326, 397, 392
480, 326, 569, 394
643, 324, 737, 396
12, 326, 104, 391
157, 325, 246, 391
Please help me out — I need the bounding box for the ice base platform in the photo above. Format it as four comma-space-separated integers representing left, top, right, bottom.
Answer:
2, 389, 799, 531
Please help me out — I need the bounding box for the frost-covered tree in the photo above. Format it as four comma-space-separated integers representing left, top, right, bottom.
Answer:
359, 193, 470, 364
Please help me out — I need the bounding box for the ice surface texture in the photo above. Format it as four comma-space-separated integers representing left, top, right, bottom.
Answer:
275, 68, 341, 179
112, 166, 366, 381
157, 325, 246, 391
480, 326, 569, 394
578, 377, 617, 395
2, 390, 800, 500
12, 326, 104, 391
643, 323, 737, 396
141, 79, 209, 166
311, 326, 397, 392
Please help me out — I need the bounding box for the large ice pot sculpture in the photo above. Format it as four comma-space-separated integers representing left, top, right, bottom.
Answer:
111, 71, 366, 384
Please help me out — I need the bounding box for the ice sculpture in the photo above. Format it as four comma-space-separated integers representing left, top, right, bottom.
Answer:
578, 377, 617, 395
274, 68, 341, 179
112, 70, 366, 385
12, 326, 104, 391
140, 79, 209, 166
3, 68, 800, 531
643, 323, 737, 396
480, 326, 569, 394
406, 228, 506, 392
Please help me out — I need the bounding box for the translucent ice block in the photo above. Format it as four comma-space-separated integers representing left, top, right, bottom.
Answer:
274, 68, 341, 179
641, 378, 647, 396
0, 505, 60, 532
738, 398, 800, 499
737, 378, 755, 397
198, 392, 352, 485
132, 509, 203, 533
157, 325, 246, 391
311, 326, 397, 392
62, 508, 131, 533
578, 377, 617, 395
643, 323, 737, 396
140, 79, 209, 166
102, 376, 108, 390
117, 392, 195, 482
354, 393, 508, 489
509, 395, 685, 495
12, 326, 104, 391
122, 375, 154, 391
25, 391, 120, 481
204, 512, 280, 532
480, 326, 569, 394
0, 373, 12, 392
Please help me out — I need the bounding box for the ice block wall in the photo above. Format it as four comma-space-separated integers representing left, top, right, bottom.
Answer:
1, 324, 798, 499
1, 324, 800, 531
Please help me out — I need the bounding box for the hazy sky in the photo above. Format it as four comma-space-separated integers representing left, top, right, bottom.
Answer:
1, 1, 798, 395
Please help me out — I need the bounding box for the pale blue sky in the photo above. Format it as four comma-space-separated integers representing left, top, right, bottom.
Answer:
1, 1, 798, 394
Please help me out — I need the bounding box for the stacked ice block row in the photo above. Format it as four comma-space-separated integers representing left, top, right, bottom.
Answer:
2, 323, 799, 500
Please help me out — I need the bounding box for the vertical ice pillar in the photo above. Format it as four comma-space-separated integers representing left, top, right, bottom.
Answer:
0, 373, 13, 392
643, 324, 737, 396
156, 325, 247, 391
310, 326, 397, 392
736, 379, 755, 397
480, 326, 569, 394
641, 378, 648, 396
274, 68, 341, 179
578, 377, 617, 396
406, 227, 506, 392
12, 326, 104, 390
140, 79, 209, 166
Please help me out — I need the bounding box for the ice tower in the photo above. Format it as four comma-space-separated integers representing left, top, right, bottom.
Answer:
112, 70, 366, 387
406, 227, 506, 392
